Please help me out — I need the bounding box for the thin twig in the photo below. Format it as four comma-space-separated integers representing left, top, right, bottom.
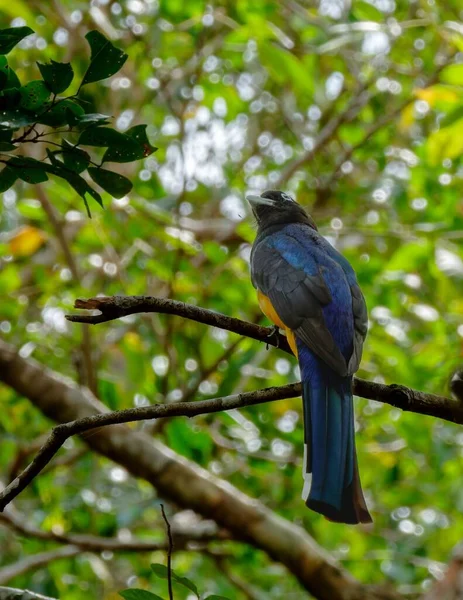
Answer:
161, 504, 174, 600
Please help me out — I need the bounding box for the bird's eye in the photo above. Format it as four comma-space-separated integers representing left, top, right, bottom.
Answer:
281, 193, 295, 203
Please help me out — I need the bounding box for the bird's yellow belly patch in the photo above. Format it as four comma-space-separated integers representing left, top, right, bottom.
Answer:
257, 290, 299, 357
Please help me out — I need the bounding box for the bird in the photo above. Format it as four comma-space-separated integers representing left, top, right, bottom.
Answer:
247, 190, 372, 524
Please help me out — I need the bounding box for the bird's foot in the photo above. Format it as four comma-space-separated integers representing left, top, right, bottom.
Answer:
266, 325, 280, 350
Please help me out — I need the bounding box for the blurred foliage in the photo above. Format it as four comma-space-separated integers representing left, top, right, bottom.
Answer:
0, 0, 462, 599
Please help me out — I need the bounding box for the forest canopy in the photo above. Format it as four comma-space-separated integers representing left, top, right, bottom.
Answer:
0, 0, 462, 599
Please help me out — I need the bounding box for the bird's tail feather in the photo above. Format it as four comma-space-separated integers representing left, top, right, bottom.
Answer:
301, 372, 372, 524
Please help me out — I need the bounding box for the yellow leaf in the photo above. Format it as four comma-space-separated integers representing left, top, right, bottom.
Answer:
415, 85, 460, 108
399, 103, 415, 132
9, 225, 47, 257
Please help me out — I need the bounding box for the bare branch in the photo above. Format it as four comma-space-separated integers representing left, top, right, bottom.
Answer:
0, 546, 79, 585
0, 588, 57, 600
65, 295, 463, 424
161, 505, 174, 600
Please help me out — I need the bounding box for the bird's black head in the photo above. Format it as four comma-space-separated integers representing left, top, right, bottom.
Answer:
246, 190, 317, 231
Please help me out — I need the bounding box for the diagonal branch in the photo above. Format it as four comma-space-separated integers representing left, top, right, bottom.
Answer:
65, 295, 462, 423
0, 338, 399, 600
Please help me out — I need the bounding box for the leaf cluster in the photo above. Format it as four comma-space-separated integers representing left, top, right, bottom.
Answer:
0, 26, 157, 216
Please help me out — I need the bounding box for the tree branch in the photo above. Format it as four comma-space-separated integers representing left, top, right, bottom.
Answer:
65, 295, 463, 424
0, 546, 80, 585
0, 338, 399, 599
0, 588, 57, 600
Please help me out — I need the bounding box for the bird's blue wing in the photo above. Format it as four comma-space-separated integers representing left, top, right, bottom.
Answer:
251, 225, 355, 376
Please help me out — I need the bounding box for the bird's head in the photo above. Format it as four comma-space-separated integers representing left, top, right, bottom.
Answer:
246, 190, 317, 231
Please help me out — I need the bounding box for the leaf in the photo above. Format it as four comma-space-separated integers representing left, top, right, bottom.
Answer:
126, 124, 158, 157
37, 99, 85, 127
78, 126, 129, 147
37, 60, 74, 94
351, 1, 383, 21
150, 563, 199, 597
8, 156, 48, 183
0, 26, 34, 55
74, 112, 111, 127
203, 596, 232, 599
0, 165, 16, 191
0, 56, 20, 91
19, 80, 51, 111
0, 110, 37, 131
102, 139, 145, 163
62, 140, 90, 173
80, 30, 128, 87
119, 590, 163, 600
441, 105, 463, 128
88, 167, 132, 198
426, 118, 463, 165
9, 225, 47, 257
0, 141, 16, 151
440, 64, 463, 86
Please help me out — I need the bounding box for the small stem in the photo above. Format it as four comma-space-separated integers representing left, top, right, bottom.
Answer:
161, 504, 174, 600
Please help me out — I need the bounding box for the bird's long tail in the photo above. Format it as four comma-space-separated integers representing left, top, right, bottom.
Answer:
301, 363, 372, 524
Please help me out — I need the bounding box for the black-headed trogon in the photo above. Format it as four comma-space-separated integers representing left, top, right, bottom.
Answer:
247, 190, 372, 524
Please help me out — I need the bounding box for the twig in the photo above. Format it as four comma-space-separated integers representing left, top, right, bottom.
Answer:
161, 504, 174, 600
0, 588, 57, 600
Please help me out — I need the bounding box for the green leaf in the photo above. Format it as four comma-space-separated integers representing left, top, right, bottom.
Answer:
80, 31, 128, 87
0, 26, 34, 55
441, 104, 463, 128
0, 110, 36, 130
36, 99, 85, 127
88, 167, 132, 198
102, 139, 145, 163
150, 563, 199, 597
8, 157, 48, 183
62, 140, 90, 173
126, 124, 158, 157
203, 596, 232, 599
78, 126, 129, 147
119, 590, 163, 600
37, 60, 74, 94
440, 64, 463, 86
351, 1, 383, 21
0, 141, 16, 151
0, 56, 21, 90
74, 112, 111, 127
19, 80, 51, 111
0, 165, 17, 191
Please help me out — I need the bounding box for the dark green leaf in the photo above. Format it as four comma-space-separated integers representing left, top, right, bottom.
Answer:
8, 157, 48, 183
88, 167, 132, 198
74, 112, 111, 128
150, 563, 169, 578
0, 26, 34, 55
119, 590, 163, 600
126, 124, 158, 157
37, 60, 74, 94
36, 99, 84, 127
19, 80, 51, 111
150, 563, 199, 597
0, 165, 16, 191
0, 57, 21, 93
80, 30, 128, 87
0, 110, 36, 131
62, 140, 90, 173
0, 141, 16, 151
79, 126, 128, 147
102, 139, 145, 163
204, 596, 232, 599
441, 105, 463, 128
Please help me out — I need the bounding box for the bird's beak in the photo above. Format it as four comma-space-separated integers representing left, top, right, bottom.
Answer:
246, 194, 275, 207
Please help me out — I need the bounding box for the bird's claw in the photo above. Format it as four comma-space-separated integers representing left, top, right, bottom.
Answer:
266, 325, 280, 350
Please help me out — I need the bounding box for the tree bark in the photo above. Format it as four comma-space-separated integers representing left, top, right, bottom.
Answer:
0, 339, 399, 600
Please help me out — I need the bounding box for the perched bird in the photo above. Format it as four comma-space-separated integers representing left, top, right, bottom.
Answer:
247, 190, 372, 524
